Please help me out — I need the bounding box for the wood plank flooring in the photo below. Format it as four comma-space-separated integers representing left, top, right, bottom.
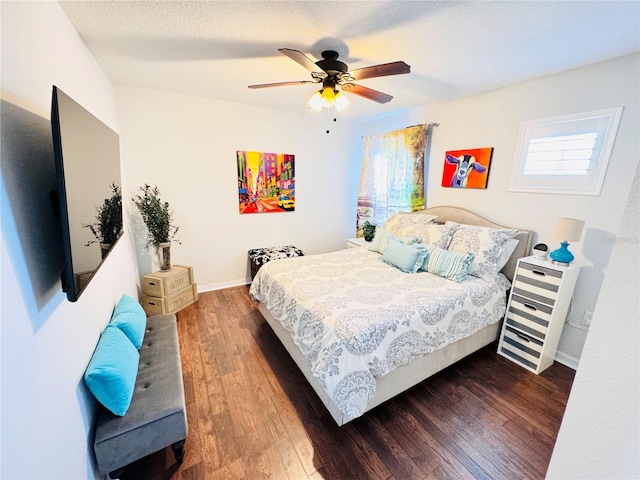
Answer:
122, 286, 575, 480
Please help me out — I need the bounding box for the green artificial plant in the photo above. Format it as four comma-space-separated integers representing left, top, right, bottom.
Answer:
363, 221, 377, 242
84, 182, 123, 246
132, 184, 180, 250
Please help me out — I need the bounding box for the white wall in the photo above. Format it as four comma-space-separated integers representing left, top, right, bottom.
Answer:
547, 161, 639, 479
113, 85, 362, 290
362, 54, 640, 365
0, 4, 362, 478
2, 4, 637, 479
1, 3, 138, 479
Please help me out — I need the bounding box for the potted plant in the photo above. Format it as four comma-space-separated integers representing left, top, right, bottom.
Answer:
362, 221, 377, 242
132, 184, 180, 270
84, 182, 123, 258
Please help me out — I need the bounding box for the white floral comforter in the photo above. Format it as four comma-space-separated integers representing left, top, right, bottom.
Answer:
249, 247, 510, 420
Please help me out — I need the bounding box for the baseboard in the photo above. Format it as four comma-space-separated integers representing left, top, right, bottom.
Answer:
198, 278, 249, 293
554, 350, 579, 371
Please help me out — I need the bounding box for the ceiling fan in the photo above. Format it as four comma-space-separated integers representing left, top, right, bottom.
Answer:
248, 48, 410, 111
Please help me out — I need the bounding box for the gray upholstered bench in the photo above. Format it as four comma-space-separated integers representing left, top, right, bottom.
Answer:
93, 313, 187, 479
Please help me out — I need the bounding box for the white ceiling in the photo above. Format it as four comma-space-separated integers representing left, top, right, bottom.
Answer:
58, 1, 640, 121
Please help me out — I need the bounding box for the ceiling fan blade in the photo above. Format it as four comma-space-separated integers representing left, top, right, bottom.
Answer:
341, 83, 393, 104
349, 61, 410, 81
248, 80, 318, 89
278, 48, 319, 72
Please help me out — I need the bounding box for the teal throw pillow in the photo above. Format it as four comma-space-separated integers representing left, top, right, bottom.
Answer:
369, 228, 420, 255
84, 324, 139, 416
369, 228, 393, 254
382, 238, 429, 273
110, 294, 147, 348
424, 246, 475, 283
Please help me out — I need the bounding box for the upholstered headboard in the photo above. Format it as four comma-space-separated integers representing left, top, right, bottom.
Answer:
422, 206, 533, 283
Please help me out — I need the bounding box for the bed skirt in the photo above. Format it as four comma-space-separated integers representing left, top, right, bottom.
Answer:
258, 302, 501, 426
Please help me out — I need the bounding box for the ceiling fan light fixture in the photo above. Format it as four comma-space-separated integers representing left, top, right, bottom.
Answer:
335, 91, 349, 112
308, 91, 323, 111
251, 48, 410, 111
320, 86, 336, 108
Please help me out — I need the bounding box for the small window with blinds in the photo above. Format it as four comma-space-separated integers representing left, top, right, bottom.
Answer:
509, 107, 623, 195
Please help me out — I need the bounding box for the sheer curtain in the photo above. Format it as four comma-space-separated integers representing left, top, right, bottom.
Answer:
356, 124, 429, 236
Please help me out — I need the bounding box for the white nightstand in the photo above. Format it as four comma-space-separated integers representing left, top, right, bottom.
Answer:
347, 237, 371, 249
497, 256, 580, 374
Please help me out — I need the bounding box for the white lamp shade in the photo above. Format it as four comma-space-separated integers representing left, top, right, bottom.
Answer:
320, 87, 336, 108
307, 91, 322, 111
555, 217, 585, 242
335, 91, 349, 111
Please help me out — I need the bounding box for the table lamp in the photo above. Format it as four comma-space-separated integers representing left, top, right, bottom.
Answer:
549, 217, 585, 266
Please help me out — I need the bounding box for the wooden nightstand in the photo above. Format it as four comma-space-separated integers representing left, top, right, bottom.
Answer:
498, 256, 580, 374
347, 237, 371, 249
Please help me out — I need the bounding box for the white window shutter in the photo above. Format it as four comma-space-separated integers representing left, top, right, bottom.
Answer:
509, 107, 623, 195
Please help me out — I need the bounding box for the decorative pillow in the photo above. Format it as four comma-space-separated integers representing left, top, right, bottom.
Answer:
382, 212, 438, 237
369, 228, 394, 254
84, 324, 139, 416
412, 222, 457, 249
382, 238, 429, 273
110, 294, 147, 348
423, 245, 475, 283
495, 238, 520, 272
369, 228, 419, 254
446, 222, 518, 281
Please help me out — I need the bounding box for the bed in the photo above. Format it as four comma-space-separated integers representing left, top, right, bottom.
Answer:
249, 206, 533, 426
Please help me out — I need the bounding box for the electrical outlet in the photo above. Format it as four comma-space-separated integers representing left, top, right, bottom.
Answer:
582, 310, 593, 327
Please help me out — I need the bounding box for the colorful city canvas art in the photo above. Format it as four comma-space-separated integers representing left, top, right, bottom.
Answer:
237, 151, 295, 214
441, 147, 493, 189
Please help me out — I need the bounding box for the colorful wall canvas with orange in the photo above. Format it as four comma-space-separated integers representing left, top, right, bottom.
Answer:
441, 147, 493, 189
237, 151, 295, 214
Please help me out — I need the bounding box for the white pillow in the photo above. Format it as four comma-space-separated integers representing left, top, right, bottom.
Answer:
446, 221, 518, 281
496, 238, 520, 272
382, 212, 438, 238
413, 222, 457, 249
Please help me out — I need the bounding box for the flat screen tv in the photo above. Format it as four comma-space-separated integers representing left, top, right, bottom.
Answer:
51, 86, 123, 302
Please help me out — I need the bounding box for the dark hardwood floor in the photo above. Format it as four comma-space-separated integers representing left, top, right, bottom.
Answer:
122, 286, 575, 480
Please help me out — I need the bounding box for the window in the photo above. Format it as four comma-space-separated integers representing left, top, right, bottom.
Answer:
356, 125, 428, 235
509, 107, 623, 195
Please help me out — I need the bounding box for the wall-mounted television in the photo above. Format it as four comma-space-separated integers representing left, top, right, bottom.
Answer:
51, 86, 123, 302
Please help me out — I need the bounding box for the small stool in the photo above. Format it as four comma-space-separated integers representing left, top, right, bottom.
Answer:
248, 245, 305, 280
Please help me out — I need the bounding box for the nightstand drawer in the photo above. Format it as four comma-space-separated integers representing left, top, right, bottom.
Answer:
518, 261, 563, 281
500, 326, 543, 371
513, 262, 562, 303
506, 293, 552, 339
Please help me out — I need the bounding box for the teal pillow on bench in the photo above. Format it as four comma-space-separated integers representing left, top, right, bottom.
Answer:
110, 294, 147, 348
84, 324, 139, 416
